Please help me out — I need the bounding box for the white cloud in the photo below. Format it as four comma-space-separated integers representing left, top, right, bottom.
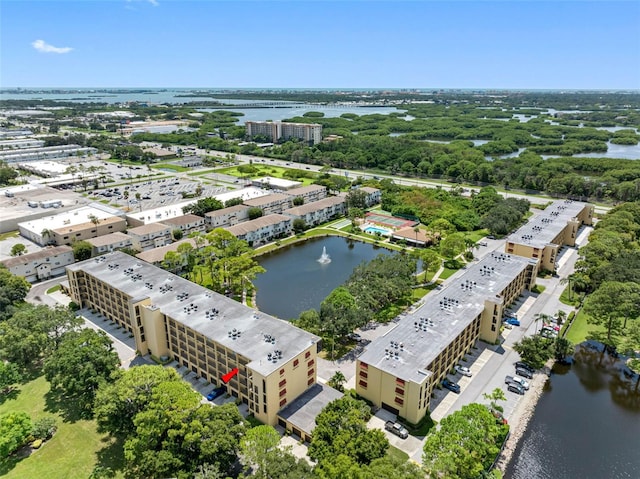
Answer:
147, 0, 159, 6
32, 39, 73, 54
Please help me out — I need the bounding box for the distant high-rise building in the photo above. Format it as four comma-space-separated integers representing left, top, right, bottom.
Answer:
246, 121, 322, 145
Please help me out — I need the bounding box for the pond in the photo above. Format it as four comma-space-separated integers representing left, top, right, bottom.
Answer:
252, 236, 393, 320
505, 342, 640, 478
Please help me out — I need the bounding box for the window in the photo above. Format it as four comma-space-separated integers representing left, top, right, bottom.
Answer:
280, 398, 287, 407
359, 371, 368, 379
360, 362, 368, 370
395, 397, 404, 406
308, 377, 314, 386
279, 379, 286, 388
359, 380, 367, 388
395, 387, 404, 395
279, 388, 287, 397
396, 378, 405, 386
280, 368, 285, 376
293, 359, 299, 368
305, 351, 311, 359
307, 359, 314, 367
491, 325, 496, 332
307, 368, 314, 376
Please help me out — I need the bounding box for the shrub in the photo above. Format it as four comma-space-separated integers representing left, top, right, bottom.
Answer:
32, 417, 57, 440
68, 301, 80, 311
31, 439, 43, 449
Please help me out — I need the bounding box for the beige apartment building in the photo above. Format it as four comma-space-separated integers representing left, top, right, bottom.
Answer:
66, 252, 321, 426
246, 121, 322, 145
127, 223, 173, 251
356, 252, 537, 424
86, 232, 133, 256
505, 200, 593, 272
226, 214, 293, 246
161, 214, 206, 236
282, 196, 347, 227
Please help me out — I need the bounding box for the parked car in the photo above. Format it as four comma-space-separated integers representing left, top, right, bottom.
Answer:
505, 318, 520, 326
515, 361, 535, 373
385, 421, 409, 439
206, 386, 226, 401
442, 378, 461, 394
515, 367, 534, 379
454, 365, 472, 377
505, 375, 529, 390
507, 383, 525, 395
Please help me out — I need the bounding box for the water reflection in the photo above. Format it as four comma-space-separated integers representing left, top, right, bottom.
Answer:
506, 343, 640, 479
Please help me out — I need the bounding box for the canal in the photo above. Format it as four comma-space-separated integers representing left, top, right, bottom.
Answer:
506, 342, 640, 478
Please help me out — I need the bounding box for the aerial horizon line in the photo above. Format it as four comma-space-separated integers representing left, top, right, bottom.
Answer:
3, 87, 640, 93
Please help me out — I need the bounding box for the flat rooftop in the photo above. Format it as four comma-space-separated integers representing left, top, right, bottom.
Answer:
358, 252, 535, 383
278, 383, 343, 436
507, 200, 591, 249
68, 252, 320, 376
18, 204, 120, 235
253, 177, 302, 189
285, 184, 327, 196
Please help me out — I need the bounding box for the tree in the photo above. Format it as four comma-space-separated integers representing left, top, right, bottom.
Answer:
123, 386, 245, 478
482, 387, 507, 413
10, 243, 27, 256
422, 403, 506, 479
32, 416, 57, 441
512, 335, 552, 370
293, 196, 304, 206
72, 240, 93, 261
293, 218, 307, 234
583, 281, 640, 347
534, 313, 552, 333
0, 362, 21, 394
328, 371, 346, 392
362, 456, 426, 479
183, 197, 224, 217
239, 425, 280, 479
248, 207, 264, 220
41, 228, 54, 246
0, 304, 82, 368
309, 396, 388, 466
0, 267, 30, 320
0, 411, 32, 459
439, 233, 466, 260
94, 365, 186, 437
346, 189, 368, 209
553, 337, 574, 362
44, 329, 120, 416
172, 228, 183, 240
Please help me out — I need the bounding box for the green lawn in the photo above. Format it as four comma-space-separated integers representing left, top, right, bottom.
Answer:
0, 375, 123, 479
0, 230, 19, 241
439, 267, 457, 280
216, 165, 318, 186
386, 445, 409, 462
559, 285, 581, 307
565, 309, 604, 344
151, 163, 188, 172
46, 285, 61, 294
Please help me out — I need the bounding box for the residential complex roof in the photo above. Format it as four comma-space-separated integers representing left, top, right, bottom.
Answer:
205, 204, 250, 218
127, 222, 171, 236
18, 205, 120, 236
1, 245, 72, 268
243, 193, 292, 208
226, 214, 291, 237
67, 252, 320, 376
135, 238, 197, 264
283, 196, 346, 216
85, 232, 131, 247
161, 214, 204, 226
358, 252, 536, 383
507, 200, 591, 249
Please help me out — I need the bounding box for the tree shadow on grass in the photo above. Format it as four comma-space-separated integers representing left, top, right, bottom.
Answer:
0, 387, 20, 405
43, 388, 88, 423
0, 452, 24, 475
93, 435, 126, 477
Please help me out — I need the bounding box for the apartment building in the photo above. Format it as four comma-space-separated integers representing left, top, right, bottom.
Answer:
65, 252, 321, 426
161, 214, 206, 236
205, 205, 251, 229
505, 200, 594, 272
1, 246, 74, 282
243, 193, 293, 215
359, 187, 382, 206
284, 184, 328, 204
127, 223, 172, 251
356, 252, 537, 424
86, 232, 133, 256
246, 121, 322, 145
282, 196, 347, 227
226, 214, 293, 246
135, 238, 198, 267
18, 205, 127, 246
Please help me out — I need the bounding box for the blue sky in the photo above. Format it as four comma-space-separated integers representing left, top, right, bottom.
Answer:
1, 1, 639, 89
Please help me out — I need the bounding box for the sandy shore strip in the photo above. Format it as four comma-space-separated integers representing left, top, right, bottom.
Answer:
495, 361, 553, 472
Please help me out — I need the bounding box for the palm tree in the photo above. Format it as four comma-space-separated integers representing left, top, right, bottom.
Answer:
534, 313, 552, 333
41, 228, 53, 246
328, 371, 346, 392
